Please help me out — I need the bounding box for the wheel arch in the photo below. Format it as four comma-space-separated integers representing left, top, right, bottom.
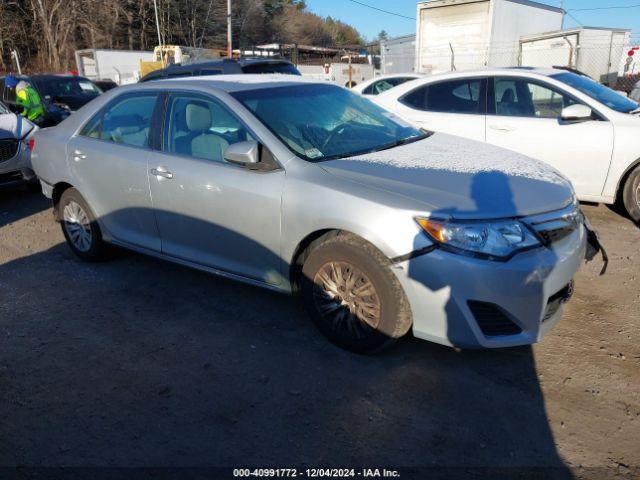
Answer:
289, 229, 338, 292
615, 157, 640, 203
52, 182, 74, 221
288, 227, 404, 292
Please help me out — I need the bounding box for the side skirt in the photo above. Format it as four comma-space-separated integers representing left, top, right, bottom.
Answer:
108, 238, 293, 295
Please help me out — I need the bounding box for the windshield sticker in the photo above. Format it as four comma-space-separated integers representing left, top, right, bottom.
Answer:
79, 82, 95, 91
305, 148, 323, 159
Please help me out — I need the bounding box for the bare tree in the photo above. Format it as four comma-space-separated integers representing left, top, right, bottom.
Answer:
0, 0, 364, 72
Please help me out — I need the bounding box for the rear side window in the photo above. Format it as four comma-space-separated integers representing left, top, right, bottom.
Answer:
364, 77, 417, 95
402, 78, 485, 114
80, 94, 158, 148
199, 69, 223, 76
1, 79, 17, 104
167, 71, 190, 79
241, 63, 301, 75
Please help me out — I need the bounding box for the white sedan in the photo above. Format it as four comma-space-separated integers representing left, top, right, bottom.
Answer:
351, 74, 422, 97
374, 68, 640, 222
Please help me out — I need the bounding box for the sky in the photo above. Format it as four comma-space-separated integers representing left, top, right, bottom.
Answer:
305, 0, 640, 43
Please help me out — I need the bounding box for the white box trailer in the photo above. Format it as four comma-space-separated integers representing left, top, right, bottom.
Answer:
520, 28, 632, 86
415, 0, 563, 74
75, 49, 154, 85
381, 34, 416, 74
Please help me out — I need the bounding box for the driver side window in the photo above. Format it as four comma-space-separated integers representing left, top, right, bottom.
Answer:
164, 94, 254, 163
494, 77, 578, 118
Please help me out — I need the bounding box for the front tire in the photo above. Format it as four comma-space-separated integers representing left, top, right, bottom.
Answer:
622, 165, 640, 223
300, 232, 412, 354
58, 188, 109, 261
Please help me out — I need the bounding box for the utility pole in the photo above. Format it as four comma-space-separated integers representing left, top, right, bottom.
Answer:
152, 0, 164, 66
227, 0, 233, 58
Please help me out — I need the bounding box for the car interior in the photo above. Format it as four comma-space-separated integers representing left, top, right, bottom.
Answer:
495, 79, 574, 118
168, 98, 252, 162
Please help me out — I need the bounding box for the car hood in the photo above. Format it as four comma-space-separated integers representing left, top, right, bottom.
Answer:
319, 133, 574, 220
0, 113, 35, 140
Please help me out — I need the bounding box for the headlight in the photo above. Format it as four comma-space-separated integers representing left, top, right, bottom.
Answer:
416, 217, 541, 260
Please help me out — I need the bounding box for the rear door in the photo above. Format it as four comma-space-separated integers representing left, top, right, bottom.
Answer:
485, 76, 613, 198
393, 77, 487, 142
67, 92, 161, 250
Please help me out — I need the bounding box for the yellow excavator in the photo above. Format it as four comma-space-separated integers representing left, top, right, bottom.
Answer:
139, 45, 228, 78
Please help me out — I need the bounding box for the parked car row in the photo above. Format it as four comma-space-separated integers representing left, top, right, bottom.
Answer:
0, 74, 102, 126
372, 68, 640, 222
29, 74, 606, 354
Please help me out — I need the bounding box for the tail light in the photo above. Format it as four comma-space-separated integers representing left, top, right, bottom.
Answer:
28, 138, 35, 152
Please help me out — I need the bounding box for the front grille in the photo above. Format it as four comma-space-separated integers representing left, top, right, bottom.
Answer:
0, 139, 19, 162
542, 281, 574, 322
468, 301, 523, 337
526, 207, 583, 246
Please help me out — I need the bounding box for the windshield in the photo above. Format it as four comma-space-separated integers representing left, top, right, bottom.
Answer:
232, 84, 426, 161
0, 101, 8, 114
551, 72, 639, 113
33, 77, 102, 101
241, 63, 301, 76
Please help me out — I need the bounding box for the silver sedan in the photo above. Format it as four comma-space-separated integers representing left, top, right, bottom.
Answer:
32, 75, 588, 353
0, 102, 37, 188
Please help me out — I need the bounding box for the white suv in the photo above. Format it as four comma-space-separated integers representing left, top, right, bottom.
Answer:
374, 68, 640, 222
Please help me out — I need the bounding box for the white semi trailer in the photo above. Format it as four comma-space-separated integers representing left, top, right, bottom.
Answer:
415, 0, 563, 74
75, 49, 154, 85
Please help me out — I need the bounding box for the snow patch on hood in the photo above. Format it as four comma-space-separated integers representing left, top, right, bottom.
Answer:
0, 113, 34, 140
344, 133, 569, 186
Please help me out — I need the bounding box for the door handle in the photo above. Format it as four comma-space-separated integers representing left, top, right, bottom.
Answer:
150, 166, 173, 179
489, 125, 516, 132
72, 149, 86, 161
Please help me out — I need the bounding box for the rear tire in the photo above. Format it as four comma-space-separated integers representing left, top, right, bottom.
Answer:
300, 232, 412, 354
621, 165, 640, 223
58, 188, 109, 262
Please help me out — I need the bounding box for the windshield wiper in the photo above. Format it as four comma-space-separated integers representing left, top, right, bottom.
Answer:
375, 131, 433, 153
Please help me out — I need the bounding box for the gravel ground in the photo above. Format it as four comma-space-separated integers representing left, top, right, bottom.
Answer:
0, 188, 638, 478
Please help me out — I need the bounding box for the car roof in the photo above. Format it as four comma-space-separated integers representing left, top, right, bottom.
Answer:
147, 58, 294, 72
153, 74, 322, 92
415, 67, 563, 81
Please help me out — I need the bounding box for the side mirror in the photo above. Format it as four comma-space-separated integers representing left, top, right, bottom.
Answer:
224, 140, 259, 166
561, 104, 593, 122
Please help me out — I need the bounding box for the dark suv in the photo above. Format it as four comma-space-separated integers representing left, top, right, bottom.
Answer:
140, 58, 301, 82
0, 74, 103, 127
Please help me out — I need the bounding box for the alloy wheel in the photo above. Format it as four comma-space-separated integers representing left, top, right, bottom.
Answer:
62, 201, 92, 252
312, 261, 381, 338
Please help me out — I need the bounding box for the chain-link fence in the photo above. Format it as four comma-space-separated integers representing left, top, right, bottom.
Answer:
380, 33, 640, 92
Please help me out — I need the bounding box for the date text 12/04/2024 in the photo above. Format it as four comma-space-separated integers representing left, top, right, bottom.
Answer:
233, 468, 401, 478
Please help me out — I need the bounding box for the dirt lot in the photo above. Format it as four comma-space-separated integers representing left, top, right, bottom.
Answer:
0, 187, 638, 478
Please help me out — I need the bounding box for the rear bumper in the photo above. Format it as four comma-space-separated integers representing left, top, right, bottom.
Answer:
393, 225, 586, 349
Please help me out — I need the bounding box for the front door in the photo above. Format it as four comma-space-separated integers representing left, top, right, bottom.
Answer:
393, 77, 487, 142
486, 76, 614, 199
67, 92, 161, 251
148, 92, 285, 285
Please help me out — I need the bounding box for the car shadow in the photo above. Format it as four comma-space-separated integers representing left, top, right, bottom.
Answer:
0, 193, 571, 477
0, 187, 50, 228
